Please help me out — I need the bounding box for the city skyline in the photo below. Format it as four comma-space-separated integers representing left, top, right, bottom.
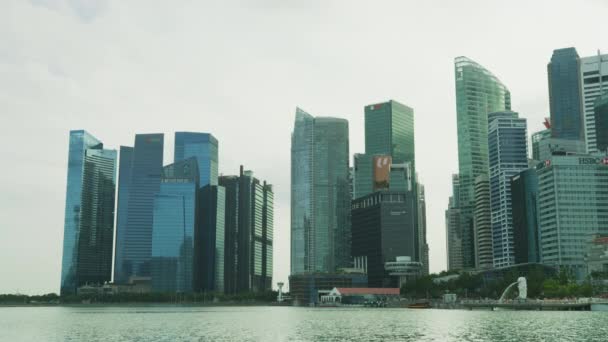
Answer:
2, 0, 608, 294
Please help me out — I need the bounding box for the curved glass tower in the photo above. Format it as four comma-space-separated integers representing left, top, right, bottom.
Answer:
60, 130, 117, 295
291, 108, 350, 274
454, 56, 511, 269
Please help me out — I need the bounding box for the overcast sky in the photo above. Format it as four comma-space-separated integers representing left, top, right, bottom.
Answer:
1, 0, 606, 294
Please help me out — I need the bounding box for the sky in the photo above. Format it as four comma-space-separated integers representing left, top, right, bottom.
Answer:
1, 0, 607, 295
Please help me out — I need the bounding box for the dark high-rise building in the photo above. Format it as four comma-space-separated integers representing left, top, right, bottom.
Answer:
220, 166, 273, 293
199, 185, 226, 292
351, 191, 417, 287
60, 130, 117, 295
511, 169, 540, 264
595, 93, 608, 153
114, 133, 164, 283
150, 158, 198, 293
548, 48, 584, 141
291, 108, 350, 274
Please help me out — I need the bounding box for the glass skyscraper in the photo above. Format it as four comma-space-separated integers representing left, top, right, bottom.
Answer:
511, 169, 540, 264
537, 155, 608, 280
291, 108, 350, 274
114, 133, 164, 283
150, 158, 198, 293
365, 100, 415, 167
487, 111, 528, 268
454, 56, 511, 269
595, 93, 608, 153
548, 47, 584, 141
174, 132, 218, 187
60, 130, 117, 295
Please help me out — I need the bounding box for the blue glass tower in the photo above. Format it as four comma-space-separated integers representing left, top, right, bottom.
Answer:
548, 48, 584, 141
174, 132, 218, 187
114, 134, 164, 283
487, 111, 528, 267
151, 158, 198, 293
60, 130, 117, 295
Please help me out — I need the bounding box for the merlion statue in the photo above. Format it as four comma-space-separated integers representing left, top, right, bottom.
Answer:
517, 277, 527, 300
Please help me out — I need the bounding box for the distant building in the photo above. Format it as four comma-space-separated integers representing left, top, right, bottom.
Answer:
510, 169, 540, 264
384, 256, 422, 288
548, 47, 584, 141
595, 93, 608, 153
60, 130, 117, 295
446, 175, 463, 271
579, 52, 608, 153
114, 134, 164, 284
321, 287, 400, 306
454, 56, 511, 269
150, 158, 198, 293
291, 108, 350, 275
537, 154, 608, 280
351, 191, 417, 287
288, 273, 367, 306
220, 166, 273, 293
531, 129, 551, 161
487, 111, 528, 268
174, 132, 218, 187
417, 182, 430, 275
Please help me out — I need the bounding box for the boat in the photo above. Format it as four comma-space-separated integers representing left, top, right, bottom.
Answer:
407, 301, 431, 309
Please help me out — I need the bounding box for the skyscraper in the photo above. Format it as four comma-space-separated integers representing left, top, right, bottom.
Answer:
174, 132, 218, 187
548, 47, 584, 141
487, 111, 528, 267
595, 93, 608, 153
531, 129, 551, 161
150, 158, 198, 293
446, 175, 463, 271
579, 52, 608, 153
60, 130, 117, 295
511, 169, 540, 264
473, 174, 492, 269
537, 155, 608, 280
220, 167, 273, 293
291, 108, 350, 274
454, 56, 511, 269
114, 134, 164, 284
365, 100, 415, 168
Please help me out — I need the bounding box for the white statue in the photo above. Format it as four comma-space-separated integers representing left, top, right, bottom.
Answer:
517, 277, 527, 300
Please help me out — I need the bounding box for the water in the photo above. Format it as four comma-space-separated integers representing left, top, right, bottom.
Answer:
1, 306, 607, 341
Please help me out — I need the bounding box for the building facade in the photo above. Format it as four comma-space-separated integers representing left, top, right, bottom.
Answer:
150, 159, 198, 293
199, 185, 226, 292
548, 47, 584, 141
220, 166, 273, 293
531, 129, 551, 161
595, 93, 608, 153
351, 191, 417, 287
537, 155, 608, 280
60, 130, 117, 295
579, 52, 608, 153
454, 56, 511, 269
487, 111, 528, 267
510, 169, 540, 264
174, 132, 218, 187
114, 134, 164, 284
473, 174, 492, 269
291, 108, 350, 274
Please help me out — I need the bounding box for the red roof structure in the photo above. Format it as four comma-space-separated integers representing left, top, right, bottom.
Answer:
335, 288, 400, 295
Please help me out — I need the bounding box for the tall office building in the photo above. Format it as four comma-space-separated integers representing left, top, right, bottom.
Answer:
579, 52, 608, 153
595, 93, 608, 153
351, 191, 417, 287
537, 155, 608, 280
454, 56, 511, 269
174, 132, 218, 187
60, 130, 117, 295
488, 111, 528, 267
150, 159, 198, 293
548, 48, 584, 141
417, 182, 430, 276
291, 108, 350, 274
446, 175, 463, 270
220, 167, 273, 293
365, 100, 415, 168
473, 174, 492, 269
114, 134, 164, 283
511, 169, 540, 264
173, 132, 225, 293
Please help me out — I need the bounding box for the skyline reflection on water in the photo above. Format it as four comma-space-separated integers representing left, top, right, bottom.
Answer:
1, 306, 607, 341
